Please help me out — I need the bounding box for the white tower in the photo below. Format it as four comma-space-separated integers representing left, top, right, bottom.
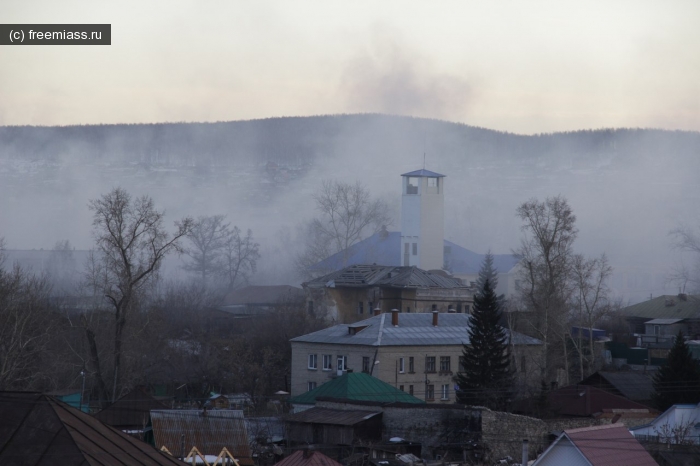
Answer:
400, 169, 445, 270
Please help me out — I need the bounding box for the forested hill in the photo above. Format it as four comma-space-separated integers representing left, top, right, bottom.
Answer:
1, 114, 698, 170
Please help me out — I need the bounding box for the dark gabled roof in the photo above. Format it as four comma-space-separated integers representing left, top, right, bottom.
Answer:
289, 372, 424, 405
93, 387, 169, 428
309, 231, 519, 276
580, 371, 655, 402
274, 450, 343, 466
305, 264, 466, 289
290, 312, 541, 347
0, 391, 182, 465
286, 407, 382, 426
619, 294, 700, 320
563, 424, 657, 466
400, 169, 445, 177
150, 409, 253, 465
221, 285, 304, 306
548, 384, 654, 417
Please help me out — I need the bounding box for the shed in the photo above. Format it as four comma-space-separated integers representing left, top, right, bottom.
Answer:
286, 407, 382, 445
93, 386, 169, 434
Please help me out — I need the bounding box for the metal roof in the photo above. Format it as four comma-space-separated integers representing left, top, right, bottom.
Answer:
0, 391, 182, 465
305, 264, 467, 289
150, 410, 253, 465
563, 424, 657, 466
400, 169, 445, 177
309, 231, 519, 276
644, 318, 684, 325
289, 372, 424, 405
582, 371, 655, 402
274, 450, 344, 466
619, 295, 700, 320
291, 312, 541, 347
286, 407, 382, 426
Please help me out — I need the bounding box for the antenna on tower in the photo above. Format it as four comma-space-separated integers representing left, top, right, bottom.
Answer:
423, 153, 426, 170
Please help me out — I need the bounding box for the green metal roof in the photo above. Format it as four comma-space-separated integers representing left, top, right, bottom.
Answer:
290, 372, 425, 405
619, 295, 700, 320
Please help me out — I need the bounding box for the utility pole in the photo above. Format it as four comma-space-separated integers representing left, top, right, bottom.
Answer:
80, 368, 86, 412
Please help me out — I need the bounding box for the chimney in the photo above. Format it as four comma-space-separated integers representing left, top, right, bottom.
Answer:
391, 309, 399, 326
374, 306, 381, 316
432, 311, 439, 326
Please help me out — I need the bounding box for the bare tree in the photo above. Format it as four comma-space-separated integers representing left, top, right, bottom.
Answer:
670, 223, 700, 293
184, 215, 231, 284
571, 253, 614, 379
88, 187, 192, 401
221, 226, 260, 290
297, 180, 392, 277
0, 239, 54, 390
514, 196, 578, 385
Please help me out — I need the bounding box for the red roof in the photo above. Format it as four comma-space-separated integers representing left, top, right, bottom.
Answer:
274, 450, 344, 466
565, 424, 657, 466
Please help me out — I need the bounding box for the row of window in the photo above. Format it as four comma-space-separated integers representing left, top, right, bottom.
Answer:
358, 304, 470, 315
397, 383, 450, 401
398, 356, 454, 373
308, 354, 349, 371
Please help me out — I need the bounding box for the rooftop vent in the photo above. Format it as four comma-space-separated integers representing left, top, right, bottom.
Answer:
665, 298, 676, 307
391, 309, 399, 326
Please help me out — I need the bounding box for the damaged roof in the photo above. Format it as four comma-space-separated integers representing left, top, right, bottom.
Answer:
286, 407, 382, 426
304, 264, 466, 289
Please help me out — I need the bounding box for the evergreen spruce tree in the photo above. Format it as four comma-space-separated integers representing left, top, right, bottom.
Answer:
475, 251, 499, 293
455, 257, 514, 410
651, 330, 700, 411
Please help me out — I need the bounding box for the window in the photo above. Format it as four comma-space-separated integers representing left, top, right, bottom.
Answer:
358, 301, 364, 315
441, 384, 449, 400
426, 356, 436, 373
654, 325, 660, 336
399, 385, 404, 392
369, 301, 374, 313
362, 356, 370, 373
307, 381, 317, 392
404, 243, 410, 266
323, 354, 333, 371
440, 356, 451, 373
337, 355, 347, 371
308, 354, 317, 370
406, 306, 411, 313
399, 357, 405, 373
409, 385, 414, 395
432, 304, 437, 311
427, 177, 437, 187
426, 384, 435, 400
407, 177, 419, 194
409, 357, 414, 373
412, 243, 417, 255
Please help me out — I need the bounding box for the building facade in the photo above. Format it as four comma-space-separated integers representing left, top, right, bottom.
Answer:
290, 312, 542, 403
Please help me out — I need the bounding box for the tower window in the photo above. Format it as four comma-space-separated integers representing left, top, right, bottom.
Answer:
427, 177, 437, 187
406, 177, 419, 194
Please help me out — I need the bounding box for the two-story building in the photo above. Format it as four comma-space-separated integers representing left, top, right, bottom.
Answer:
290, 310, 542, 403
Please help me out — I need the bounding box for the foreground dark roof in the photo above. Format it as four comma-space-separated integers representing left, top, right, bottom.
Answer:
548, 384, 654, 417
0, 392, 182, 465
305, 264, 466, 289
286, 407, 382, 426
93, 387, 169, 429
291, 312, 541, 347
289, 372, 424, 405
564, 424, 656, 466
274, 450, 343, 466
580, 371, 656, 402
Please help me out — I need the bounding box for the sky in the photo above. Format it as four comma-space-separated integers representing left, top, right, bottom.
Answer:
1, 0, 699, 134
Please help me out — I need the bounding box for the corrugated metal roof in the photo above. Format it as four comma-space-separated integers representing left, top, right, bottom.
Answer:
291, 312, 541, 347
150, 410, 253, 465
548, 385, 652, 417
645, 318, 683, 325
564, 424, 657, 466
286, 407, 381, 426
289, 372, 424, 405
400, 169, 445, 177
308, 232, 519, 276
306, 265, 466, 289
0, 391, 182, 465
274, 450, 343, 466
620, 294, 700, 320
